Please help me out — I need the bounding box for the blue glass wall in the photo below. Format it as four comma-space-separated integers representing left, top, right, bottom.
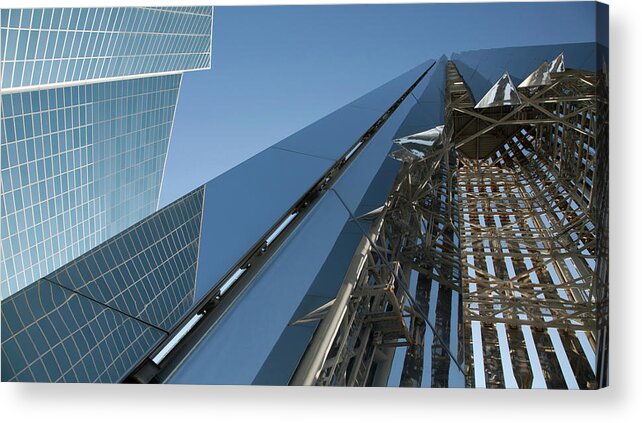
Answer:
1, 278, 165, 382
1, 74, 181, 298
0, 7, 212, 90
166, 80, 423, 385
167, 190, 354, 385
46, 186, 204, 331
1, 187, 203, 382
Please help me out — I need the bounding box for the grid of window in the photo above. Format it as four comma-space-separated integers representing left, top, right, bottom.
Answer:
1, 187, 204, 382
0, 6, 212, 90
1, 74, 181, 298
48, 186, 205, 331
1, 278, 165, 382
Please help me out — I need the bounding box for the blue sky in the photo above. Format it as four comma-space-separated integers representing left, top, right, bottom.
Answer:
159, 2, 599, 206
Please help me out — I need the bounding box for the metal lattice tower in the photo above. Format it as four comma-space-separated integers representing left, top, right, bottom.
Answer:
291, 54, 608, 389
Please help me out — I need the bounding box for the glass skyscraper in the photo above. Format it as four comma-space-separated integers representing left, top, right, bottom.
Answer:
1, 187, 203, 382
1, 7, 212, 90
1, 7, 213, 298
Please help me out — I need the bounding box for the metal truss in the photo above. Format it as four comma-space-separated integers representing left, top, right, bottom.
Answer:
450, 58, 608, 389
291, 115, 465, 387
289, 210, 414, 386
592, 59, 609, 388
290, 55, 607, 390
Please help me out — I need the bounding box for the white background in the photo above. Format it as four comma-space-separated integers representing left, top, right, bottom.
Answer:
1, 0, 639, 421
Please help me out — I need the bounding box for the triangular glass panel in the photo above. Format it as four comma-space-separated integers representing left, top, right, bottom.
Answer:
518, 61, 552, 88
390, 126, 444, 162
548, 52, 565, 73
474, 72, 521, 109
389, 148, 419, 162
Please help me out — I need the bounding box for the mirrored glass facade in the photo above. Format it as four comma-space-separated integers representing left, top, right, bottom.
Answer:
47, 186, 204, 332
1, 7, 213, 298
1, 75, 182, 298
1, 278, 165, 382
1, 187, 203, 382
0, 7, 212, 90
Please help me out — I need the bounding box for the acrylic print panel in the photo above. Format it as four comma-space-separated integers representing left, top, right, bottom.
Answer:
0, 2, 608, 389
